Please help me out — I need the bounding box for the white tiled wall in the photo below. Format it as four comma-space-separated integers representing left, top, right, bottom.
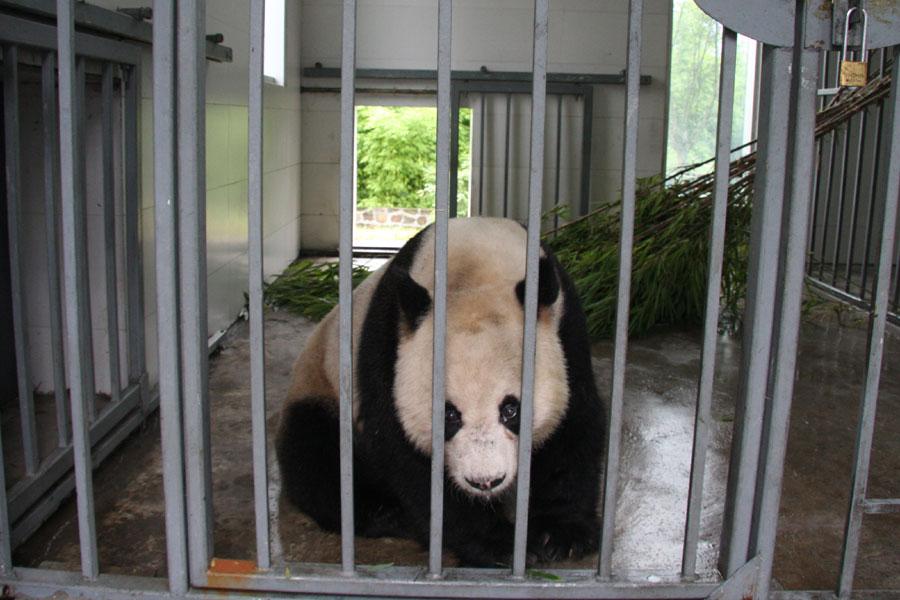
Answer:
17, 0, 304, 392
299, 0, 673, 250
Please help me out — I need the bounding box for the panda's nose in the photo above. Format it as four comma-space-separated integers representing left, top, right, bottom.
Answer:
466, 475, 506, 491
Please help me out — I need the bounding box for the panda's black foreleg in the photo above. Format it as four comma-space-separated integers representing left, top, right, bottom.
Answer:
440, 489, 515, 568
277, 401, 343, 532
277, 399, 409, 539
525, 385, 604, 563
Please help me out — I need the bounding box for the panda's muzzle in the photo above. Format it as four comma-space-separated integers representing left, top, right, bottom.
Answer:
465, 474, 506, 492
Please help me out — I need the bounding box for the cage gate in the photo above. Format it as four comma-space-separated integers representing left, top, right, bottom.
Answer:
0, 0, 899, 598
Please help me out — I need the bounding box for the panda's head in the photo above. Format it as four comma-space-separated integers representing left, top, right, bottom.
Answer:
392, 219, 570, 500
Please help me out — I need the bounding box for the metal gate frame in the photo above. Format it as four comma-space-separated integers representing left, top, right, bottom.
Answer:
1, 0, 899, 598
0, 10, 152, 554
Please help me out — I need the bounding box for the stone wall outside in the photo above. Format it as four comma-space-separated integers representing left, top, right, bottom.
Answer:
355, 207, 434, 228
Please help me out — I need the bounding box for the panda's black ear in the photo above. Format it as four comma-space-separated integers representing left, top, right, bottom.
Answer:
396, 270, 431, 329
515, 256, 560, 308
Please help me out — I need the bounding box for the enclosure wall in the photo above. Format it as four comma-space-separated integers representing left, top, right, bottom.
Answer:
298, 0, 672, 250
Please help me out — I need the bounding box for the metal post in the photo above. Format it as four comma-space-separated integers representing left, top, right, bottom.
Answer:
512, 0, 548, 578
830, 119, 852, 286
553, 94, 562, 230
152, 0, 189, 593
598, 0, 642, 580
859, 99, 884, 302
579, 87, 593, 217
177, 0, 214, 582
753, 42, 818, 600
718, 45, 791, 578
448, 82, 459, 218
428, 0, 451, 578
248, 0, 271, 570
844, 110, 867, 293
2, 44, 39, 475
837, 44, 900, 600
478, 94, 485, 216
0, 425, 10, 574
57, 0, 99, 579
338, 0, 358, 575
503, 93, 511, 218
123, 63, 146, 393
75, 56, 97, 422
681, 27, 737, 580
41, 51, 71, 447
101, 62, 122, 404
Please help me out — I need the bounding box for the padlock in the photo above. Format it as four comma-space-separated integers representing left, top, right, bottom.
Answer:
839, 7, 869, 88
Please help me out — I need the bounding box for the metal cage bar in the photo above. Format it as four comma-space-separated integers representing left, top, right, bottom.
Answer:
0, 426, 9, 574
836, 44, 900, 600
843, 108, 867, 293
503, 93, 511, 217
753, 42, 819, 600
830, 117, 852, 286
338, 0, 358, 575
719, 45, 792, 578
101, 61, 122, 405
247, 0, 271, 571
152, 0, 189, 593
40, 50, 71, 448
123, 62, 146, 399
177, 0, 214, 583
511, 0, 549, 577
598, 0, 643, 579
427, 0, 451, 577
681, 26, 737, 580
56, 0, 99, 579
2, 44, 40, 476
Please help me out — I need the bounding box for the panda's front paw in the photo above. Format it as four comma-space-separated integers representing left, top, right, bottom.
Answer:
527, 519, 598, 564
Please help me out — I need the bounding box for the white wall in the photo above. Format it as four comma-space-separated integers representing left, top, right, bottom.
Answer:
299, 0, 672, 250
17, 0, 304, 392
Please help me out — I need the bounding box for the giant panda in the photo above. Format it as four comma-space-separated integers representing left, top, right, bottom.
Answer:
276, 217, 605, 567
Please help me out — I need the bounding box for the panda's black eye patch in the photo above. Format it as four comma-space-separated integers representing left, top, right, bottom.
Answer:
499, 395, 520, 434
445, 402, 462, 441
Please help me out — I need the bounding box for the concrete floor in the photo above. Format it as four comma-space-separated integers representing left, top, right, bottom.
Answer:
12, 305, 900, 591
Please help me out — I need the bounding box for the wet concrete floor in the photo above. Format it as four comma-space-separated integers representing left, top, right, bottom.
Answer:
13, 305, 900, 591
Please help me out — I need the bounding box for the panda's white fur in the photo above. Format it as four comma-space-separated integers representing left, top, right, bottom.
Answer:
393, 219, 569, 496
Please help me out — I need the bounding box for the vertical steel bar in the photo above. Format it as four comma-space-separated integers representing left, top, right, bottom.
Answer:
807, 136, 823, 275
478, 94, 485, 216
448, 85, 460, 218
2, 44, 39, 475
177, 0, 213, 582
579, 88, 593, 217
511, 0, 548, 578
248, 0, 271, 570
0, 425, 10, 574
428, 0, 452, 577
817, 129, 838, 280
859, 100, 884, 302
56, 0, 99, 579
152, 1, 189, 592
553, 94, 562, 231
101, 62, 122, 404
338, 0, 357, 575
830, 118, 852, 286
503, 93, 511, 218
75, 56, 97, 422
718, 45, 791, 578
681, 27, 737, 580
844, 110, 867, 293
754, 44, 818, 600
597, 0, 642, 580
41, 51, 70, 447
123, 64, 145, 389
837, 46, 900, 600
